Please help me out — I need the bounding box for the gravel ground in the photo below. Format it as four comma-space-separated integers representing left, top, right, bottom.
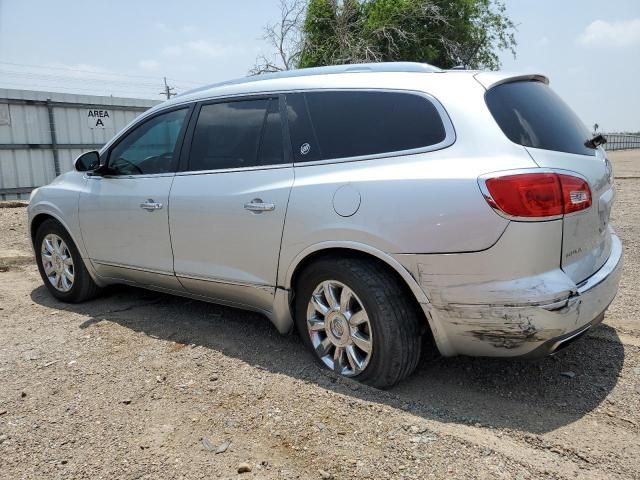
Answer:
0, 152, 639, 479
608, 149, 640, 178
0, 203, 30, 254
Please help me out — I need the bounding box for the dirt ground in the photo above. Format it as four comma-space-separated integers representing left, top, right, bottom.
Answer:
1, 151, 639, 479
607, 149, 640, 179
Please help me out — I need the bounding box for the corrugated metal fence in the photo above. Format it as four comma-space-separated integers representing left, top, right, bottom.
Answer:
0, 88, 159, 200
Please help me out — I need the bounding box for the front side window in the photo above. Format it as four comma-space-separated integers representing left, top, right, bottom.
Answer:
485, 80, 594, 156
286, 91, 447, 162
108, 108, 189, 175
188, 98, 283, 171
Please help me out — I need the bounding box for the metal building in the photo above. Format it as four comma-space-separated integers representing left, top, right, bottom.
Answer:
0, 88, 159, 200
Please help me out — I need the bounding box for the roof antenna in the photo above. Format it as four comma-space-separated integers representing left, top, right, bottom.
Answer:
460, 38, 484, 69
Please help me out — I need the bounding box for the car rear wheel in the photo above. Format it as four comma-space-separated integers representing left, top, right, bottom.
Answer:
35, 218, 101, 302
295, 257, 423, 388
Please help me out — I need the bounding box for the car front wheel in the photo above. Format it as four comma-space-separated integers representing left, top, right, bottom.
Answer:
34, 218, 101, 302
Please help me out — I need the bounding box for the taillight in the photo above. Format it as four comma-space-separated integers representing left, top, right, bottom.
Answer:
483, 172, 591, 218
558, 174, 592, 213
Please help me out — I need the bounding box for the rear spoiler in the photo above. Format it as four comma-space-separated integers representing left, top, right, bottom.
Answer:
473, 72, 549, 90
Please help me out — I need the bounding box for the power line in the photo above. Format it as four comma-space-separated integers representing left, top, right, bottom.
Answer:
0, 70, 199, 93
0, 60, 206, 86
0, 62, 210, 99
0, 69, 163, 89
0, 80, 160, 98
159, 76, 177, 100
0, 70, 198, 99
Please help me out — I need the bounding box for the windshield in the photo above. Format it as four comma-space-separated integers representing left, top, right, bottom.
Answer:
486, 80, 594, 156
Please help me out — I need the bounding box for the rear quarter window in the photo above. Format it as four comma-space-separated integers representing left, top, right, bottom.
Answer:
286, 90, 448, 162
485, 80, 594, 156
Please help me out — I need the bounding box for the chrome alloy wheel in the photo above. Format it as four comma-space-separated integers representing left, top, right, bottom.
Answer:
41, 234, 74, 292
306, 280, 373, 376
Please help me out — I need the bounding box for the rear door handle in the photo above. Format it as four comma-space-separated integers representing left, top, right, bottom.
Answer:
140, 199, 163, 211
244, 198, 275, 213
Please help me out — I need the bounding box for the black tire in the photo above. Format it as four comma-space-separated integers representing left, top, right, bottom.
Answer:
294, 256, 423, 388
34, 218, 101, 303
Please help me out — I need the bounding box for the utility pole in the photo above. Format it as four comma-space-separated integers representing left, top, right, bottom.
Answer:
160, 77, 176, 100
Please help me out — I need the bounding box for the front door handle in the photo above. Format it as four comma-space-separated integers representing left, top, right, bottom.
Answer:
140, 199, 163, 211
244, 198, 275, 213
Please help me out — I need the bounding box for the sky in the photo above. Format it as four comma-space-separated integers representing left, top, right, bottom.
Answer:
0, 0, 638, 132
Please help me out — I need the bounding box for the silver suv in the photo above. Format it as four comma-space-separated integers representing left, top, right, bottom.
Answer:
28, 63, 623, 388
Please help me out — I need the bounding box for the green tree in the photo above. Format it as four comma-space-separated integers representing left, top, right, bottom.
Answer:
252, 0, 516, 74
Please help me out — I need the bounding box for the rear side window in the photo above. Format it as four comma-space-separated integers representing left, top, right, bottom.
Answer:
286, 91, 447, 162
188, 98, 283, 171
486, 81, 594, 156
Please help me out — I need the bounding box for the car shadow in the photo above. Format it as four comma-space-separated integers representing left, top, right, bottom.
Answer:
30, 284, 624, 435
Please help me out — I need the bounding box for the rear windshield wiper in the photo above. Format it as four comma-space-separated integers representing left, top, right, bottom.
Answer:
585, 134, 607, 149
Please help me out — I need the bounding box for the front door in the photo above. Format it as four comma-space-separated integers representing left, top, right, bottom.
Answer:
79, 107, 190, 290
169, 96, 293, 311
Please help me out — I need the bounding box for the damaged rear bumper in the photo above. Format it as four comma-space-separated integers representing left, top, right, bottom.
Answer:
401, 231, 623, 358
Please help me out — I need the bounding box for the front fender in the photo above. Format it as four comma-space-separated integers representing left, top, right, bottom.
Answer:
28, 201, 84, 256
28, 196, 108, 288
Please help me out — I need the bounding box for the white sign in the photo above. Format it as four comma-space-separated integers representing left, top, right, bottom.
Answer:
0, 104, 10, 126
87, 109, 111, 129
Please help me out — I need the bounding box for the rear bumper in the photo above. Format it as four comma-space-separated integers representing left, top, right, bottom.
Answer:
415, 232, 624, 357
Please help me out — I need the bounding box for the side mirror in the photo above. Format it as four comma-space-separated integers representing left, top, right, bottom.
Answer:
74, 151, 101, 173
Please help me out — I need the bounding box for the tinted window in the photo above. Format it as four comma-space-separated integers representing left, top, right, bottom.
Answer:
188, 98, 283, 171
109, 108, 188, 175
258, 99, 284, 165
287, 91, 447, 162
486, 81, 594, 156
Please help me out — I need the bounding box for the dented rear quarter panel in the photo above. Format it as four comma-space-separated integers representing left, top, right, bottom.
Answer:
396, 227, 623, 357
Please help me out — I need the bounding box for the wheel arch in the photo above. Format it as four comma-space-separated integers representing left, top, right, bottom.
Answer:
284, 242, 429, 305
30, 212, 76, 250
281, 242, 446, 356
30, 213, 55, 246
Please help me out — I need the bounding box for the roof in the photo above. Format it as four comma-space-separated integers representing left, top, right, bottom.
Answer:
151, 63, 547, 114
176, 62, 442, 99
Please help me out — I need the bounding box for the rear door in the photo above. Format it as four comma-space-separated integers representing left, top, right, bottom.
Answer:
169, 96, 293, 311
485, 80, 614, 283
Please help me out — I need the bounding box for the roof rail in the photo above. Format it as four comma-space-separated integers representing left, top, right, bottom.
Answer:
179, 62, 442, 97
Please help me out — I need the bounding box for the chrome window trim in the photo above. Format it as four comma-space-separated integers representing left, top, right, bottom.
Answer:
86, 172, 176, 180
164, 88, 455, 175
175, 162, 292, 176
477, 168, 592, 222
